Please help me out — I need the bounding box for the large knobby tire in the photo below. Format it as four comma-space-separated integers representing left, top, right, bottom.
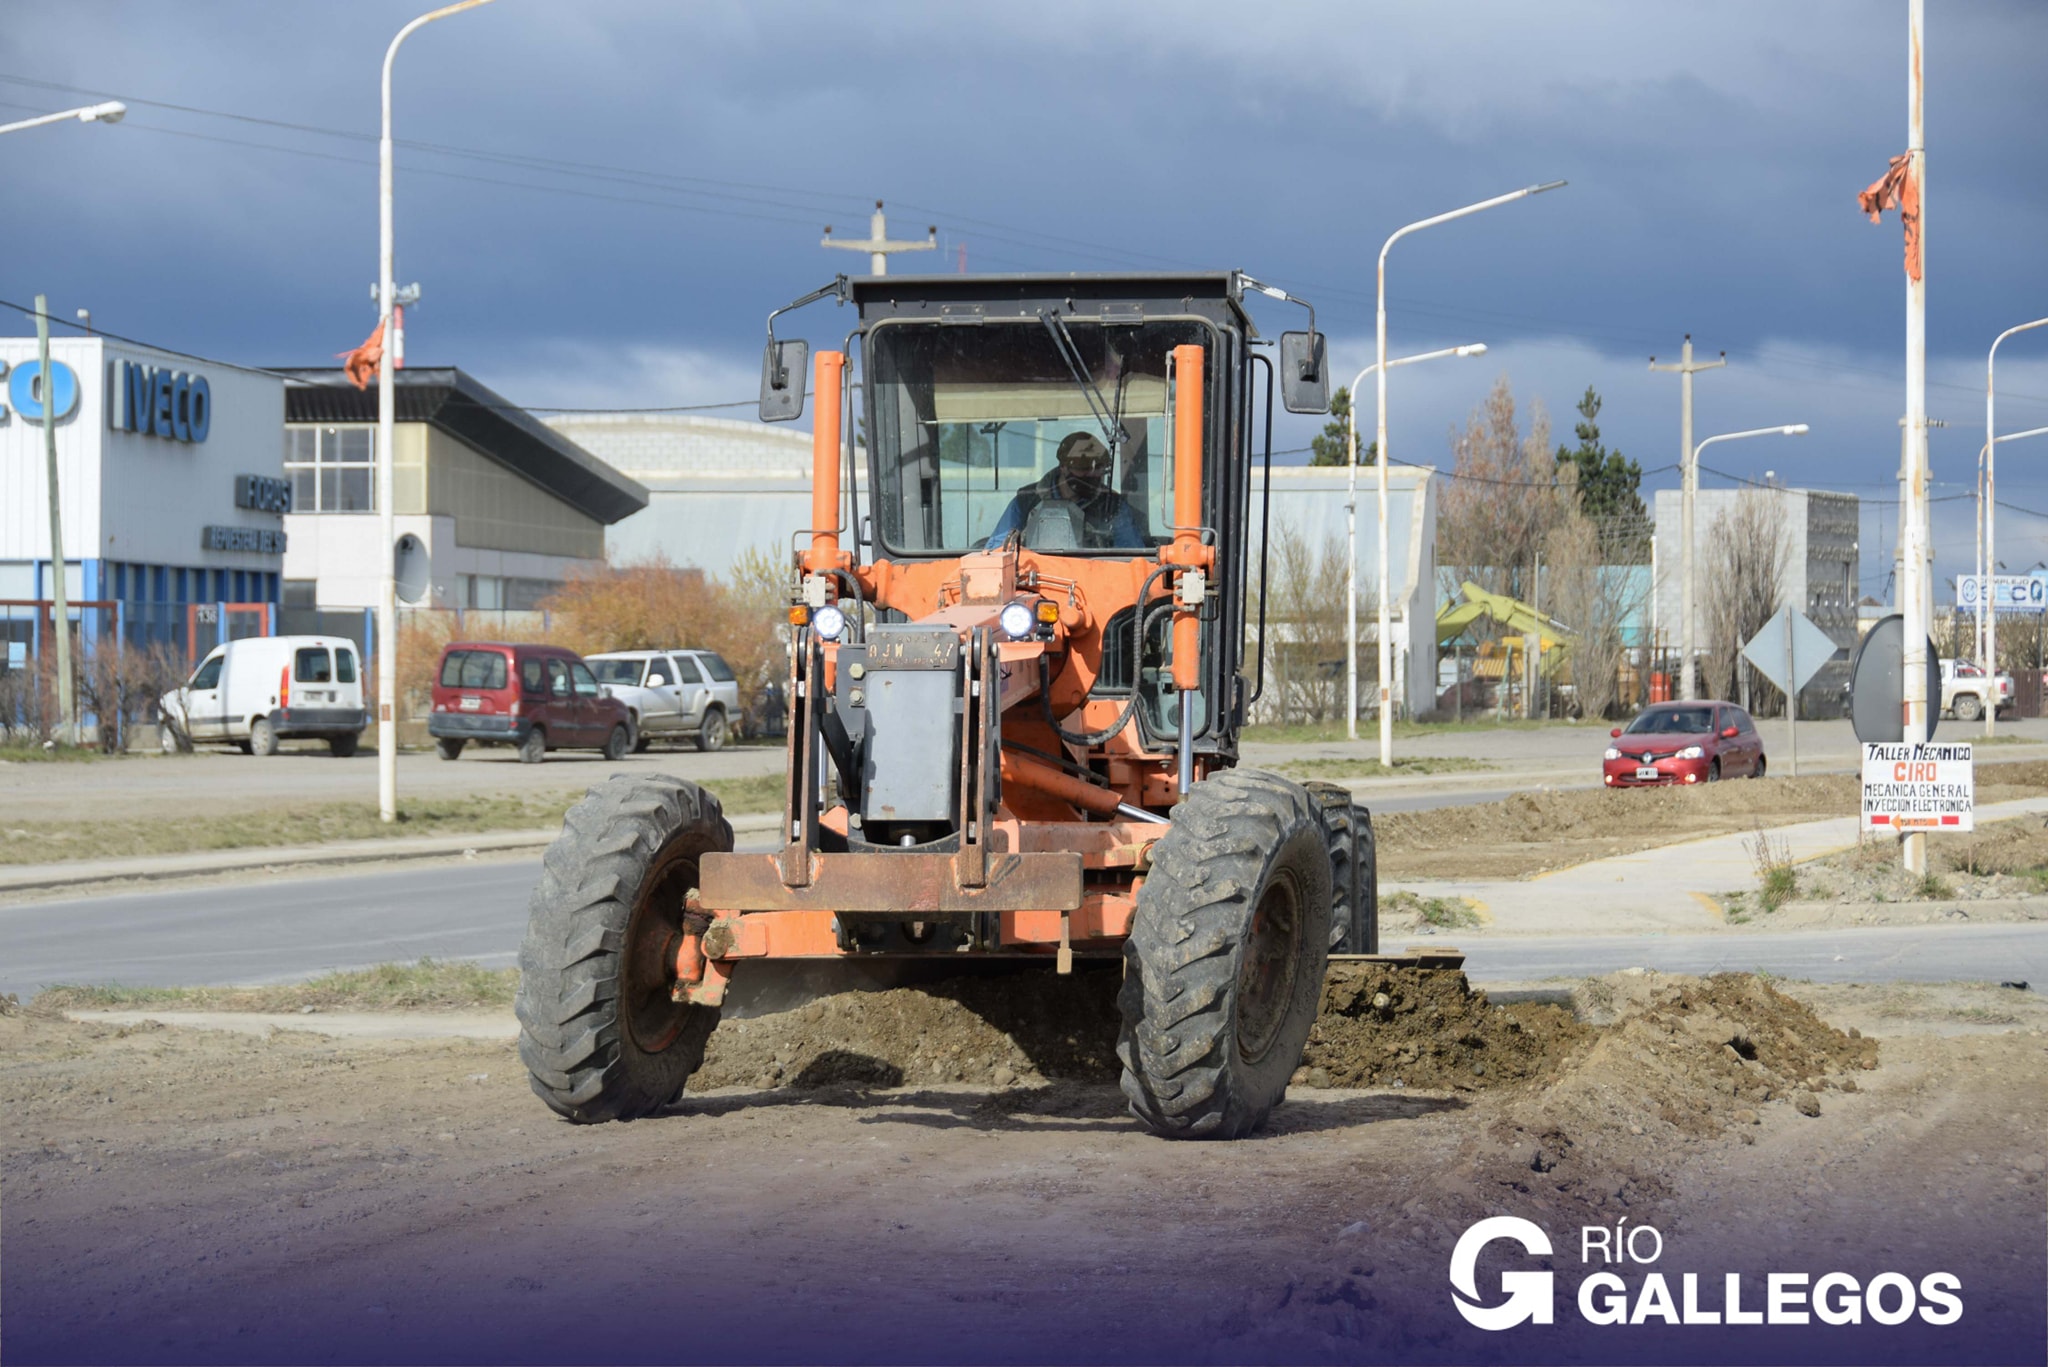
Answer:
249, 718, 278, 757
515, 776, 732, 1123
1305, 781, 1378, 955
1118, 768, 1333, 1140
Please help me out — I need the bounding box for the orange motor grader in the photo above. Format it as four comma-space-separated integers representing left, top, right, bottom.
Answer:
515, 272, 1378, 1139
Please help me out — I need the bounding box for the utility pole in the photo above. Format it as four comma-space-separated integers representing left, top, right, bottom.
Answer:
1650, 335, 1725, 702
822, 201, 936, 276
1900, 0, 1932, 875
35, 294, 73, 745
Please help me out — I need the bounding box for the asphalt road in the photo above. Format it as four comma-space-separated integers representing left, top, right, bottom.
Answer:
7, 848, 2044, 998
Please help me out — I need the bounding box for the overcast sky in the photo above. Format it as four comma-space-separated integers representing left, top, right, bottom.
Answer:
6, 1, 2048, 592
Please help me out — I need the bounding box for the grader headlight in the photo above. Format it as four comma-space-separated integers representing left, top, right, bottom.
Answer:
998, 601, 1036, 640
811, 604, 847, 641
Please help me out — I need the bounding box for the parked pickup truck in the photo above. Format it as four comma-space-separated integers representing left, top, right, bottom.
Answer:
1940, 658, 2013, 722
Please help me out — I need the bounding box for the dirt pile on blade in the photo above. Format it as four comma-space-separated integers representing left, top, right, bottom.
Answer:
692, 967, 1123, 1090
1298, 964, 1587, 1090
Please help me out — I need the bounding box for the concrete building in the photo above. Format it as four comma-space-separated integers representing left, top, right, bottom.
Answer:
280, 369, 647, 628
0, 335, 288, 667
1653, 486, 1859, 714
542, 413, 822, 575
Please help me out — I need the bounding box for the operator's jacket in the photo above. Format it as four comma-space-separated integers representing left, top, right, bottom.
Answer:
985, 469, 1146, 549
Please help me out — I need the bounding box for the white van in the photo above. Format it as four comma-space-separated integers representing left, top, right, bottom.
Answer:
160, 635, 369, 757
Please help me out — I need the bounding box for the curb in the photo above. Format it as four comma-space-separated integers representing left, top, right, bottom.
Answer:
0, 811, 784, 895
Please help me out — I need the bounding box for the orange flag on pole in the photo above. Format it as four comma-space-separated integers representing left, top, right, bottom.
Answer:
341, 320, 385, 390
1858, 152, 1922, 283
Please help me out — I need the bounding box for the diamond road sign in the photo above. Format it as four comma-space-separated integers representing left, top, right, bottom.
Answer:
1740, 606, 1839, 697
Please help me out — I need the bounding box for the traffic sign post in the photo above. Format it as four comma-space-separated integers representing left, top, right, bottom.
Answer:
1740, 605, 1838, 776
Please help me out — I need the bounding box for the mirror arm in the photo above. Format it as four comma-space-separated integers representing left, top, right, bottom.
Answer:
1235, 273, 1317, 381
764, 275, 850, 387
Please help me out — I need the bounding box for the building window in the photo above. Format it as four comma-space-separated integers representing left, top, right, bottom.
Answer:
284, 426, 377, 513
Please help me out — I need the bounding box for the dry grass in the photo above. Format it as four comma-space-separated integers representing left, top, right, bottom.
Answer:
0, 773, 786, 866
1269, 756, 1495, 781
34, 959, 519, 1013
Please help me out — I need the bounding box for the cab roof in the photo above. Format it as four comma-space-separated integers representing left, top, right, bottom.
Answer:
845, 271, 1260, 333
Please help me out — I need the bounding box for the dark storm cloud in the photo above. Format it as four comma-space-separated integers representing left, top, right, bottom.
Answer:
3, 1, 2046, 577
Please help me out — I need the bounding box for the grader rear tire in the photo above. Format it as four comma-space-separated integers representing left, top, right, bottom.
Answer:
515, 776, 731, 1123
1118, 768, 1332, 1139
1304, 781, 1378, 955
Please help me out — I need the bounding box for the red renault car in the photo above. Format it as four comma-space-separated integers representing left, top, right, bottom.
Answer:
428, 642, 634, 763
1603, 701, 1767, 786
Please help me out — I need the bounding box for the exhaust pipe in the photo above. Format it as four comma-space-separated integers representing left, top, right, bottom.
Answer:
804, 350, 847, 575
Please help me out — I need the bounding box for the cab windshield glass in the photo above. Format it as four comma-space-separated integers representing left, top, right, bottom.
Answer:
866, 319, 1209, 556
1624, 706, 1714, 735
590, 659, 644, 687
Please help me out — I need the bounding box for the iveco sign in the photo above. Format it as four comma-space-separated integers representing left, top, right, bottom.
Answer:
108, 359, 212, 443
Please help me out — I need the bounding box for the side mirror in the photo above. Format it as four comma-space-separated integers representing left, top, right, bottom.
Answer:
1610, 727, 1621, 738
1278, 331, 1329, 414
759, 338, 810, 422
1721, 725, 1739, 739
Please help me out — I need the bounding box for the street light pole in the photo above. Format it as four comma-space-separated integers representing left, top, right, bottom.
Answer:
1343, 343, 1487, 741
0, 101, 125, 137
1375, 181, 1565, 767
1686, 425, 1810, 708
1983, 317, 2048, 738
378, 0, 497, 824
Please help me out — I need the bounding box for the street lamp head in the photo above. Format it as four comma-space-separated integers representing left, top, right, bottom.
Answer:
1528, 180, 1568, 195
80, 101, 125, 125
1783, 424, 1809, 435
1454, 344, 1488, 357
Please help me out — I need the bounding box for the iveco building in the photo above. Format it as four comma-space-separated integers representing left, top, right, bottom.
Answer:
0, 336, 289, 664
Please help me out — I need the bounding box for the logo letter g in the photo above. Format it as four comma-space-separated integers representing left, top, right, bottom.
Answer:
1450, 1216, 1555, 1331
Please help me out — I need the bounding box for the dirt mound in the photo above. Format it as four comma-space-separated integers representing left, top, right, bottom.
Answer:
1299, 965, 1587, 1090
693, 967, 1124, 1090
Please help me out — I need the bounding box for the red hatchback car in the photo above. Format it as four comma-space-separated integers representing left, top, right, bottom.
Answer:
428, 642, 635, 764
1603, 701, 1767, 787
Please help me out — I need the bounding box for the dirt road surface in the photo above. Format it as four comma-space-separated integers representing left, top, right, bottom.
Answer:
6, 972, 2043, 1364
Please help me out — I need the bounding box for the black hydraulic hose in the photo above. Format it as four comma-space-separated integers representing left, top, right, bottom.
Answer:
824, 567, 866, 641
1042, 564, 1174, 749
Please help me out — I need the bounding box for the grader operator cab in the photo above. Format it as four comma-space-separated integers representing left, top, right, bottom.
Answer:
515, 272, 1381, 1139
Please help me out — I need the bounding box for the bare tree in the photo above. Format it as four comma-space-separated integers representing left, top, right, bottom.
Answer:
1437, 377, 1572, 612
1251, 523, 1371, 725
1542, 509, 1647, 720
1698, 487, 1788, 709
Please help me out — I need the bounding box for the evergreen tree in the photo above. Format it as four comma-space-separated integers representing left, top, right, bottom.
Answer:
1310, 386, 1376, 466
1557, 386, 1649, 559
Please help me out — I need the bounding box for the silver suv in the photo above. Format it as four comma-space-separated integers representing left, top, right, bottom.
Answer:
585, 649, 742, 752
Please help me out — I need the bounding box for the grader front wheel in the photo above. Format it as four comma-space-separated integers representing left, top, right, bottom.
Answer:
515, 776, 731, 1123
1118, 769, 1333, 1139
